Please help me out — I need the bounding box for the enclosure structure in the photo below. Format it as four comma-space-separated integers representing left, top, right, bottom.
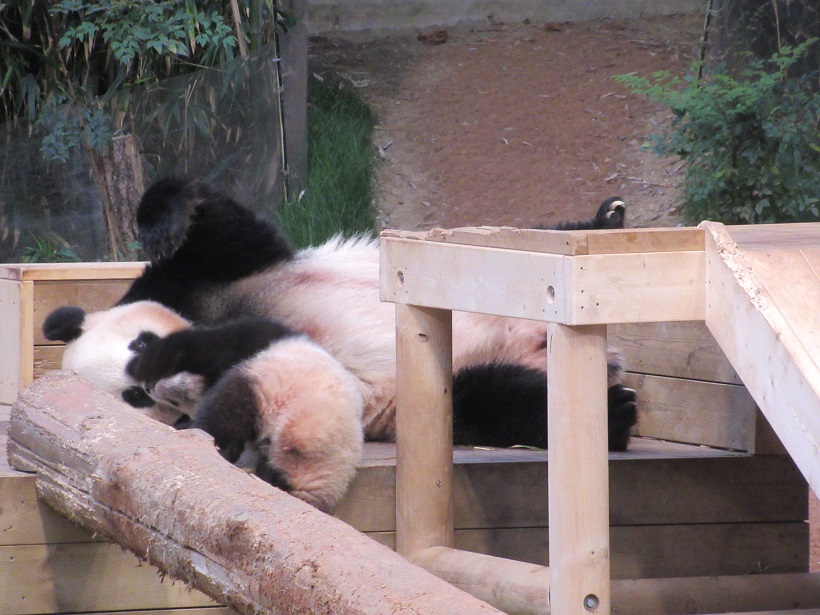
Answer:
1, 222, 819, 614
378, 221, 820, 613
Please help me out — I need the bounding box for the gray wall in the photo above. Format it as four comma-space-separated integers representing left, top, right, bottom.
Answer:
307, 0, 702, 38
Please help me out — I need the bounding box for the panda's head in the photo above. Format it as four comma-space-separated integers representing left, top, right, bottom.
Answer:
42, 301, 191, 424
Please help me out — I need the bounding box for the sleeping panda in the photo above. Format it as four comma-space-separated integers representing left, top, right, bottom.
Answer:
114, 178, 636, 448
43, 301, 364, 513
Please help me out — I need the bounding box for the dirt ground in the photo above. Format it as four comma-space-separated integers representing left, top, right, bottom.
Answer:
309, 13, 819, 572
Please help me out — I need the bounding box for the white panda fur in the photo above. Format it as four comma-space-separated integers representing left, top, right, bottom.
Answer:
207, 234, 623, 441
44, 180, 637, 512
45, 301, 191, 425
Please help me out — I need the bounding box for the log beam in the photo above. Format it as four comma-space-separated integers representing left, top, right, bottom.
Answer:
7, 371, 501, 615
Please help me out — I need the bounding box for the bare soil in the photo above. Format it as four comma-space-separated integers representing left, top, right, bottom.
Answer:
309, 13, 819, 572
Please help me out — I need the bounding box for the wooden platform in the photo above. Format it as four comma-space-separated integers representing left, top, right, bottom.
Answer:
2, 223, 819, 614
1, 413, 808, 614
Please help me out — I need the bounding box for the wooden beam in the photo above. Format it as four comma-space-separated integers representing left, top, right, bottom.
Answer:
395, 304, 454, 557
0, 262, 145, 281
547, 323, 610, 614
380, 237, 705, 324
0, 280, 23, 404
7, 371, 502, 615
704, 222, 820, 496
412, 547, 820, 615
379, 226, 705, 256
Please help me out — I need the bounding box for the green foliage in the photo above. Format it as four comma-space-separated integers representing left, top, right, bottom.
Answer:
616, 40, 819, 224
22, 231, 82, 263
1, 0, 240, 163
275, 77, 378, 247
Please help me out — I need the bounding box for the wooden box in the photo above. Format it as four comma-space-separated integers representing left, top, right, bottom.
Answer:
0, 263, 144, 406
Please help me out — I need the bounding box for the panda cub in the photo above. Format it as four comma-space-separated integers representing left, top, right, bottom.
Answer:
43, 301, 364, 513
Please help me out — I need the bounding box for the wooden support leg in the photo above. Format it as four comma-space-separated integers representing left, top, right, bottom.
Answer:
395, 304, 454, 558
547, 323, 610, 614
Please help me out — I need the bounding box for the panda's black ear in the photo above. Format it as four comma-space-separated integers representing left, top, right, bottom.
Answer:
42, 306, 86, 342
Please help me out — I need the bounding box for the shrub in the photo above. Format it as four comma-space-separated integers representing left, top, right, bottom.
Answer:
616, 40, 819, 224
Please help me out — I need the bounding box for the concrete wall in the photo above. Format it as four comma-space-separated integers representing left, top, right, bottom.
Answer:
307, 0, 702, 37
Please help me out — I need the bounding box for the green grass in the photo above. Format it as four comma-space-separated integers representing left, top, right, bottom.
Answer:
275, 77, 379, 248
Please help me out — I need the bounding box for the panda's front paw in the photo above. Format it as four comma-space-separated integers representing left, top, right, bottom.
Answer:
607, 384, 637, 451
152, 372, 207, 415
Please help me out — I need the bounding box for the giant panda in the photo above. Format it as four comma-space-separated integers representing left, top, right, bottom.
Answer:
42, 178, 638, 509
43, 301, 365, 513
115, 178, 636, 445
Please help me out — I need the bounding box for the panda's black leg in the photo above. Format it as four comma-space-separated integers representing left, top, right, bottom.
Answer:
607, 383, 638, 452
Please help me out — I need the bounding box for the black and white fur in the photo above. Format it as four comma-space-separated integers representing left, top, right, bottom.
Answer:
44, 302, 364, 512
118, 178, 636, 445
44, 178, 637, 510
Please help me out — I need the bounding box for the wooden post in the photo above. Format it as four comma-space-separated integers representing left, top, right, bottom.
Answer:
547, 323, 610, 614
395, 304, 454, 558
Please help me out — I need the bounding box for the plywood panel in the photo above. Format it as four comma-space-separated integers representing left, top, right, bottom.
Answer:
0, 543, 218, 614
625, 373, 757, 450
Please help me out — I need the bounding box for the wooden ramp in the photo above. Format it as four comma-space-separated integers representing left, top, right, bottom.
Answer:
704, 223, 820, 497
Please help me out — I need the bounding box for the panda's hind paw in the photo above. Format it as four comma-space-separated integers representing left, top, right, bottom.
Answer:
595, 197, 626, 230
607, 384, 638, 452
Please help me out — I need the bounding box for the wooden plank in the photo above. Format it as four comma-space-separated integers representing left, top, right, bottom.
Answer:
585, 226, 704, 255
33, 279, 134, 345
0, 542, 219, 614
465, 522, 809, 578
379, 226, 705, 256
380, 238, 706, 324
19, 280, 34, 388
704, 222, 820, 496
625, 373, 757, 450
0, 280, 23, 404
380, 226, 589, 255
8, 372, 501, 615
547, 323, 610, 614
395, 305, 454, 557
0, 473, 99, 545
370, 522, 809, 579
380, 237, 571, 321
569, 251, 705, 325
611, 572, 820, 614
412, 548, 820, 615
335, 445, 807, 533
0, 262, 145, 282
33, 345, 64, 380
609, 321, 741, 384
